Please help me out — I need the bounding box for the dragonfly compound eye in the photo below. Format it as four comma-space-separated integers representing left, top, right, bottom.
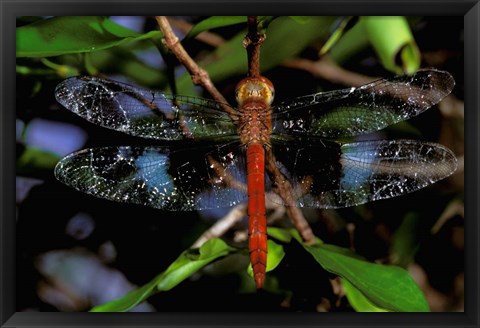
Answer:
235, 76, 275, 107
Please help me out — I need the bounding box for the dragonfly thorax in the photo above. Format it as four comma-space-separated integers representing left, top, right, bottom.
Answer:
235, 76, 275, 107
235, 76, 274, 146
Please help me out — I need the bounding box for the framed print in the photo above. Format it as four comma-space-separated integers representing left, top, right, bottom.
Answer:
3, 1, 479, 327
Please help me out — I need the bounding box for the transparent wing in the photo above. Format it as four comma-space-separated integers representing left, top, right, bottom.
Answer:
267, 139, 457, 208
54, 144, 248, 211
55, 76, 239, 141
271, 69, 455, 138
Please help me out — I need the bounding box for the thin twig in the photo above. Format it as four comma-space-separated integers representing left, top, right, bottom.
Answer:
155, 16, 237, 119
243, 16, 266, 77
283, 56, 377, 87
265, 147, 316, 244
207, 154, 248, 193
192, 204, 248, 248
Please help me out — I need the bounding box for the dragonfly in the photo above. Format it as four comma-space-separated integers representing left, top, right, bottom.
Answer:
54, 69, 457, 289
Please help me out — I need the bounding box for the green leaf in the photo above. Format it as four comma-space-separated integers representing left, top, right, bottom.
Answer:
266, 240, 286, 271
185, 16, 247, 39
89, 275, 160, 312
289, 16, 311, 24
90, 238, 236, 312
302, 243, 429, 312
359, 16, 420, 74
328, 19, 371, 64
329, 16, 421, 74
157, 238, 236, 291
261, 16, 337, 73
16, 16, 161, 57
392, 212, 421, 267
320, 17, 356, 55
342, 278, 390, 312
267, 227, 293, 243
17, 147, 61, 173
247, 239, 285, 277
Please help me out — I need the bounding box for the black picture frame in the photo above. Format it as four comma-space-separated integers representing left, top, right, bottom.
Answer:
3, 1, 479, 327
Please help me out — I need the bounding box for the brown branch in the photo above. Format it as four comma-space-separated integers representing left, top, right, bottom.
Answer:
283, 56, 377, 87
191, 204, 248, 248
155, 16, 237, 118
265, 147, 316, 244
243, 16, 266, 77
207, 154, 248, 193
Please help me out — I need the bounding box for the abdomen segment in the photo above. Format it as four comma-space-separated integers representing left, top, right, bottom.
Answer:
246, 143, 267, 289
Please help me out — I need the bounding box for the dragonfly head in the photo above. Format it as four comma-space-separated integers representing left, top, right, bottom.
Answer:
235, 76, 275, 107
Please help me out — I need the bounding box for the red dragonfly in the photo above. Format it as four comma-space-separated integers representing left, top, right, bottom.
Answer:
54, 69, 457, 288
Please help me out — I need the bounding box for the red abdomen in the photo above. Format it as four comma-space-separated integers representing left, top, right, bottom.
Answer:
246, 143, 267, 289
